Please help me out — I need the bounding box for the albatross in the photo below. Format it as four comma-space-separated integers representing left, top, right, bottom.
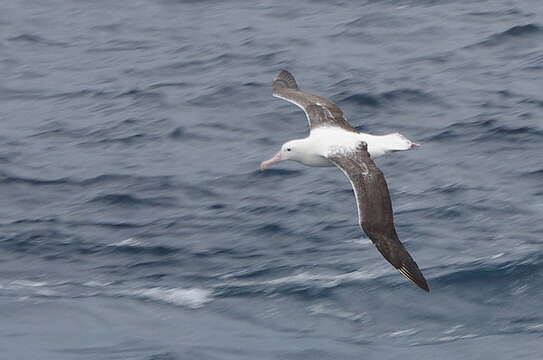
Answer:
260, 69, 429, 292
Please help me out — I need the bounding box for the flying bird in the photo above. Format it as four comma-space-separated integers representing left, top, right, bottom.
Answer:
261, 69, 429, 292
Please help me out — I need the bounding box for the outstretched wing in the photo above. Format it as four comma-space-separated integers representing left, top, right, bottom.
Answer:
272, 69, 358, 133
326, 143, 429, 292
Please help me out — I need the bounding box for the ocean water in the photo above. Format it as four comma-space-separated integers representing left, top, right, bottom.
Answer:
1, 0, 543, 359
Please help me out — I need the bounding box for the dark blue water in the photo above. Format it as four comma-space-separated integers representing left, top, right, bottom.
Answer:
1, 1, 543, 359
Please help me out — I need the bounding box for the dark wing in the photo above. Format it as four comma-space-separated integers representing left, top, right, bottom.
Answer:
326, 143, 429, 292
272, 69, 358, 133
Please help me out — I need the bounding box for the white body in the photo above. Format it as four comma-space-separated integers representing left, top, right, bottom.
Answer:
280, 128, 416, 167
260, 126, 418, 170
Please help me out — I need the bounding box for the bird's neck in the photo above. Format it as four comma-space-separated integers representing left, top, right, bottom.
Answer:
291, 137, 334, 167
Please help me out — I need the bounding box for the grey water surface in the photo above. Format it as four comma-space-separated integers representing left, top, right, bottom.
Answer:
1, 0, 543, 359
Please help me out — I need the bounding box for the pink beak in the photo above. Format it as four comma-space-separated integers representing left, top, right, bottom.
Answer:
260, 151, 282, 170
410, 142, 421, 149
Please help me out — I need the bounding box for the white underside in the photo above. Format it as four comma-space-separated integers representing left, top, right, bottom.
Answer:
293, 127, 409, 167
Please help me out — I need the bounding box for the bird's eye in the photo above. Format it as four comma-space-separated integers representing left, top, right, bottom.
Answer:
286, 148, 291, 152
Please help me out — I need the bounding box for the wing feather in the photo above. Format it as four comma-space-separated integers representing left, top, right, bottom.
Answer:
327, 143, 429, 292
272, 69, 358, 132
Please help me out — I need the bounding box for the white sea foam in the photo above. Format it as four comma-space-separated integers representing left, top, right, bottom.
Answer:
262, 268, 389, 288
389, 328, 420, 337
83, 280, 113, 287
11, 280, 48, 287
130, 287, 213, 309
308, 302, 366, 322
110, 237, 143, 247
5, 280, 57, 297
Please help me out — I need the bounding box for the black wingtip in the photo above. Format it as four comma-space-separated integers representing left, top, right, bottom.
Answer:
398, 265, 430, 292
273, 69, 298, 91
372, 239, 430, 293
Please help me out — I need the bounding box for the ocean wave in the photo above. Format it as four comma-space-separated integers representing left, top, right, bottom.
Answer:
0, 86, 50, 101
339, 93, 380, 107
8, 34, 68, 47
411, 333, 479, 346
470, 23, 543, 48
205, 169, 303, 191
168, 126, 211, 141
147, 81, 190, 90
86, 39, 155, 53
430, 254, 543, 288
498, 318, 543, 335
88, 193, 177, 207
0, 229, 76, 256
114, 88, 164, 101
496, 23, 542, 37
2, 84, 168, 105
214, 269, 391, 298
481, 125, 543, 142
1, 279, 213, 309
338, 88, 442, 108
53, 88, 113, 100
523, 168, 543, 179
0, 230, 184, 259
135, 52, 241, 77
29, 115, 206, 145
0, 170, 181, 192
425, 118, 543, 143
78, 133, 154, 146
80, 173, 176, 187
0, 170, 70, 186
107, 238, 180, 256
187, 81, 266, 107
209, 251, 543, 301
465, 8, 522, 18
308, 302, 367, 322
7, 218, 148, 229
0, 280, 59, 298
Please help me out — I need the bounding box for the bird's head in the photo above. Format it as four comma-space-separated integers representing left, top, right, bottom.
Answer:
260, 139, 303, 170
